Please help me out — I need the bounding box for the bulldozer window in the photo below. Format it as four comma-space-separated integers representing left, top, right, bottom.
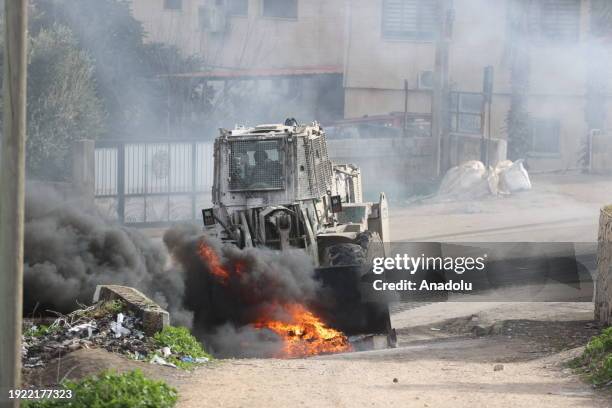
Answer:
229, 140, 283, 191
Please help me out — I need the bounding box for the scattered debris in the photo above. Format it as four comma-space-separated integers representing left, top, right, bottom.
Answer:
393, 378, 399, 383
494, 364, 504, 372
22, 299, 207, 371
93, 285, 170, 336
150, 355, 177, 369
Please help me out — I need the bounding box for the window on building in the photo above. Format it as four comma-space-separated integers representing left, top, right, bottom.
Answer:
590, 0, 612, 37
382, 0, 437, 40
530, 118, 561, 154
198, 6, 208, 30
449, 92, 484, 134
529, 0, 581, 42
164, 0, 182, 11
228, 0, 249, 16
418, 70, 434, 90
262, 0, 298, 19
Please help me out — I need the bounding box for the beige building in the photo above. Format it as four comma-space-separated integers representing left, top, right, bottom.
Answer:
130, 0, 346, 126
345, 0, 612, 172
130, 0, 612, 172
130, 0, 344, 69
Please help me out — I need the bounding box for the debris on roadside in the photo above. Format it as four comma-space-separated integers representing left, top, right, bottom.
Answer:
22, 299, 209, 371
23, 300, 149, 369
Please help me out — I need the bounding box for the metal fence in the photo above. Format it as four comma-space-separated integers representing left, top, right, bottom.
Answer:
94, 140, 214, 226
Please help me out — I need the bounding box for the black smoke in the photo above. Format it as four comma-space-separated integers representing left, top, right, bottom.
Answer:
163, 224, 323, 357
23, 184, 193, 327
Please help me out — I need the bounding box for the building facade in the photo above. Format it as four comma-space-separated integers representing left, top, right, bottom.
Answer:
130, 0, 612, 172
345, 0, 612, 172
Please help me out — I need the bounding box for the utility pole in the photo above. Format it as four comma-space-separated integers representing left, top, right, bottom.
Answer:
431, 0, 452, 177
0, 1, 28, 407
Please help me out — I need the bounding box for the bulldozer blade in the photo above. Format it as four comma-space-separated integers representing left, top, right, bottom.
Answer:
313, 265, 393, 338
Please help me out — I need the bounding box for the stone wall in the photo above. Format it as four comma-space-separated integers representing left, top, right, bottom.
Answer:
595, 205, 612, 324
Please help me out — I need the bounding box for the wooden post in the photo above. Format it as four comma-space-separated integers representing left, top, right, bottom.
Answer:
0, 1, 28, 406
595, 205, 612, 324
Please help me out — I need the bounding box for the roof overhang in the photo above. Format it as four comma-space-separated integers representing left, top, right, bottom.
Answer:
163, 65, 343, 80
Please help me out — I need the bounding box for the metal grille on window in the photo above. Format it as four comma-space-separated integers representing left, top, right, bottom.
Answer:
529, 0, 581, 42
164, 0, 182, 10
229, 140, 284, 191
450, 92, 484, 134
262, 0, 298, 19
228, 0, 248, 16
382, 0, 437, 40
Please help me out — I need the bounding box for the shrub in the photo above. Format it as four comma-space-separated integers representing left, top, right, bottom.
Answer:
24, 370, 178, 408
153, 326, 211, 369
572, 327, 612, 386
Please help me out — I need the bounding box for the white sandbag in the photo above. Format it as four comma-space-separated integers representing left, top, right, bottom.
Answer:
494, 160, 513, 175
498, 160, 531, 193
438, 161, 486, 196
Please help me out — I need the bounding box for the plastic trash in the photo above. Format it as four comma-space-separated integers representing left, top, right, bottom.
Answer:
150, 355, 177, 368
162, 347, 172, 358
110, 313, 131, 338
69, 322, 96, 338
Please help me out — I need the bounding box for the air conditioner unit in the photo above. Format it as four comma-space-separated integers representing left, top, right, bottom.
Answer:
417, 70, 434, 90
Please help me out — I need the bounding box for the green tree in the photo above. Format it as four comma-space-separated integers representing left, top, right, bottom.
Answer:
26, 24, 105, 180
31, 0, 203, 139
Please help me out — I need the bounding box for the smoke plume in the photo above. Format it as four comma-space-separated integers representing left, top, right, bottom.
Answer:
23, 184, 193, 327
163, 224, 324, 357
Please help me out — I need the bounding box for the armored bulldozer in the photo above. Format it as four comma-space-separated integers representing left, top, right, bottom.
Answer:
201, 119, 394, 341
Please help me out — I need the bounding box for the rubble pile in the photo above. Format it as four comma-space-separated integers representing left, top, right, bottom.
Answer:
23, 301, 163, 369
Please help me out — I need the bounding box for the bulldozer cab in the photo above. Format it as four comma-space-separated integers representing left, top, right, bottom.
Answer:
229, 139, 283, 191
212, 123, 334, 210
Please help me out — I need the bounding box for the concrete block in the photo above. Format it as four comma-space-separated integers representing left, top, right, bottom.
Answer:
93, 285, 169, 336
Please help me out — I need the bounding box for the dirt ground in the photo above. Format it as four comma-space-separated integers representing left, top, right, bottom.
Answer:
176, 302, 610, 408
29, 302, 609, 408
390, 173, 612, 242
